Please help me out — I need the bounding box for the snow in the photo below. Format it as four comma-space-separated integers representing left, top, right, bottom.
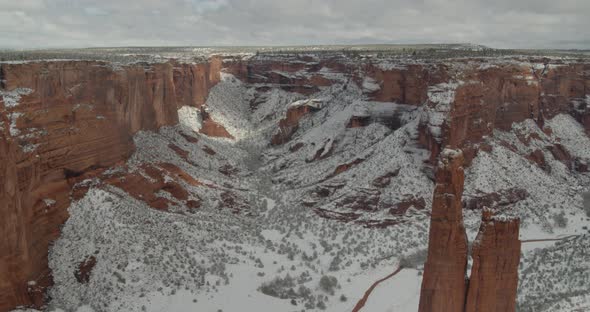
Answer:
289, 98, 324, 109
361, 77, 381, 93
427, 81, 462, 107
546, 114, 590, 160
44, 70, 436, 311
43, 198, 57, 207
360, 269, 421, 312
177, 106, 202, 132
466, 117, 588, 221
0, 88, 32, 108
21, 52, 590, 312
8, 112, 22, 136
460, 114, 590, 311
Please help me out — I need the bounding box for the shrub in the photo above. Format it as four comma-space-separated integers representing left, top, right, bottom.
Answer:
552, 211, 568, 228
399, 248, 428, 269
319, 275, 338, 295
583, 192, 590, 217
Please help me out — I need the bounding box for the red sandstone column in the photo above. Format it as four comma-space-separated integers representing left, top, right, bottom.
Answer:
465, 210, 521, 312
418, 148, 469, 312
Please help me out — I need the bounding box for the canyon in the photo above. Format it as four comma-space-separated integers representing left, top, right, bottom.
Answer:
1, 48, 589, 311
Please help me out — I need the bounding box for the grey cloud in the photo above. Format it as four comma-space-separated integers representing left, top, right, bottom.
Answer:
0, 0, 588, 49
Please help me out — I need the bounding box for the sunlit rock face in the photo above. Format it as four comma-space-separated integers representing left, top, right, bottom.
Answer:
0, 49, 589, 312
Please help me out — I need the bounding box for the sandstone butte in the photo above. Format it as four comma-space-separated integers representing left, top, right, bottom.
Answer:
418, 148, 521, 312
0, 54, 588, 311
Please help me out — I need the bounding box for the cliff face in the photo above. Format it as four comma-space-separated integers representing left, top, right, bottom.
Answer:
172, 57, 223, 108
0, 54, 586, 311
418, 149, 469, 312
441, 62, 590, 164
465, 210, 521, 312
362, 63, 449, 104
0, 60, 207, 310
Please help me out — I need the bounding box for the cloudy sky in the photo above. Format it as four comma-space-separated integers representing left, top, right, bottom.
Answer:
1, 0, 588, 49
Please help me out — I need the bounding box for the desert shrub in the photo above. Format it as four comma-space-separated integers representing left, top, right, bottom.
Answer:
552, 211, 568, 228
583, 192, 590, 217
319, 275, 338, 295
258, 274, 296, 299
399, 248, 428, 269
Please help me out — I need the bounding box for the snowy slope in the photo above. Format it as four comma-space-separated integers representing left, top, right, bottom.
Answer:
16, 56, 590, 312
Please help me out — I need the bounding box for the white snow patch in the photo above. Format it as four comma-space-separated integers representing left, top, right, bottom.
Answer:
0, 88, 33, 108
362, 77, 381, 92
177, 106, 202, 132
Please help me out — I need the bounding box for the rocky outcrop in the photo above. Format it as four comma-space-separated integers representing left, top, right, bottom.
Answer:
198, 109, 234, 139
271, 103, 317, 145
419, 149, 468, 312
419, 149, 521, 312
74, 256, 97, 284
465, 210, 521, 312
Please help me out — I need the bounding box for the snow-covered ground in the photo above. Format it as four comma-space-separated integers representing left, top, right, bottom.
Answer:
13, 59, 590, 312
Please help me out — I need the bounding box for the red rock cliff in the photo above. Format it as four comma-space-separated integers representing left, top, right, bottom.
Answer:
172, 57, 223, 108
442, 62, 590, 164
419, 148, 469, 312
0, 56, 582, 311
0, 59, 213, 311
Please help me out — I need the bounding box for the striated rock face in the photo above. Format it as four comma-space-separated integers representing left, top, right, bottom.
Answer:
362, 63, 449, 104
0, 60, 187, 310
440, 62, 590, 165
172, 57, 223, 108
0, 121, 32, 310
419, 148, 468, 312
465, 210, 521, 312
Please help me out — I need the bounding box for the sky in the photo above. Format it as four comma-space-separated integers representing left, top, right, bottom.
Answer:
0, 0, 588, 49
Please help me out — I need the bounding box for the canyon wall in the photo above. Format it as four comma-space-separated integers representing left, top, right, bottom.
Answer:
0, 55, 587, 311
0, 59, 217, 310
441, 61, 590, 164
172, 57, 223, 108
